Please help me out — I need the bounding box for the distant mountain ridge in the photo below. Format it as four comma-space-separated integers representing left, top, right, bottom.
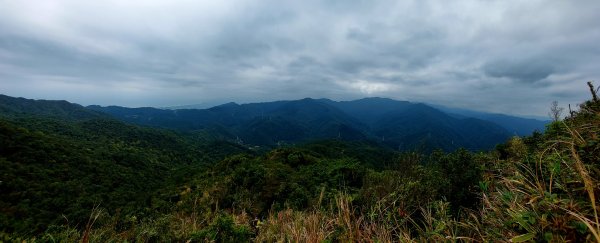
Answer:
0, 94, 548, 151
86, 97, 546, 151
323, 99, 513, 150
431, 104, 549, 136
0, 94, 107, 120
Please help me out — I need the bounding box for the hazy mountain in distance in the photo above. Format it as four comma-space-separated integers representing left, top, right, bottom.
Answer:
430, 104, 549, 136
321, 97, 413, 126
88, 97, 516, 151
324, 98, 510, 151
162, 104, 210, 110
0, 93, 523, 152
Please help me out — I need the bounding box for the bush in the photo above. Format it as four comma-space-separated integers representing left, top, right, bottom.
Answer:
190, 214, 253, 243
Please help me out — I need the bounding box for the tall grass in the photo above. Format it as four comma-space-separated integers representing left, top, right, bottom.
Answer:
465, 83, 600, 242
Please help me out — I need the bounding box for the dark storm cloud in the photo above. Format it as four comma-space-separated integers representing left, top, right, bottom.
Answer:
0, 0, 599, 116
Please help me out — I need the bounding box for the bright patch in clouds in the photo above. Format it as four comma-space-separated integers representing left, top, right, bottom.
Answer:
345, 80, 396, 95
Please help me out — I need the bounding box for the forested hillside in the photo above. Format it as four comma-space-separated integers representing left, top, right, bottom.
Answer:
88, 97, 545, 151
1, 84, 597, 242
0, 101, 248, 236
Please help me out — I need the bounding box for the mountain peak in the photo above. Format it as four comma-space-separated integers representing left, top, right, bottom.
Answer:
208, 102, 240, 111
217, 102, 240, 107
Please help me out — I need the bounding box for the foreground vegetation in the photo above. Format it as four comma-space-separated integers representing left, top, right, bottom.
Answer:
1, 84, 599, 242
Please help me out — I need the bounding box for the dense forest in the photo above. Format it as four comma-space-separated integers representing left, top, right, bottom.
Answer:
88, 97, 546, 152
1, 83, 598, 242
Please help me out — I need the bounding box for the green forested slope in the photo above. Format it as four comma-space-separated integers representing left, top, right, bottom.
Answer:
0, 115, 247, 235
89, 98, 514, 151
0, 84, 597, 242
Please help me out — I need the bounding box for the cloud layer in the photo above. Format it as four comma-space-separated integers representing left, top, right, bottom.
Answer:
1, 0, 599, 116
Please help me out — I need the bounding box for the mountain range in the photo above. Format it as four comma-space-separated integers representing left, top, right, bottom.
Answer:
0, 94, 548, 151
85, 96, 546, 151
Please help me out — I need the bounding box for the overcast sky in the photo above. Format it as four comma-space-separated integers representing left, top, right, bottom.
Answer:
1, 0, 599, 117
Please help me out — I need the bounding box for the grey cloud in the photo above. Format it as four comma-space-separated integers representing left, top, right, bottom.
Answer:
0, 0, 599, 116
346, 28, 373, 43
288, 56, 319, 69
483, 59, 556, 83
0, 36, 131, 80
